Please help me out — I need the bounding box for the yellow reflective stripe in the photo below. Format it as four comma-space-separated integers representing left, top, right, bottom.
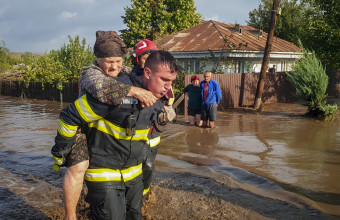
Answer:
146, 136, 160, 148
53, 155, 64, 165
85, 169, 121, 181
75, 95, 102, 122
121, 163, 143, 182
167, 97, 174, 106
57, 119, 77, 137
85, 163, 142, 182
143, 187, 150, 196
89, 119, 150, 141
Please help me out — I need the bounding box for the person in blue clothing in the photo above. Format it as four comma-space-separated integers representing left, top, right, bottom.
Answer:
200, 71, 222, 128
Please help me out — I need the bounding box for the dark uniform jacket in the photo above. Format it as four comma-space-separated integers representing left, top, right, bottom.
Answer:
52, 74, 164, 172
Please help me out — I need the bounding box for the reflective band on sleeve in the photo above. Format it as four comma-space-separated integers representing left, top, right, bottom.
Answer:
75, 95, 102, 122
53, 155, 64, 165
89, 119, 150, 141
143, 187, 150, 196
167, 97, 174, 106
57, 119, 78, 137
146, 136, 160, 148
85, 163, 142, 182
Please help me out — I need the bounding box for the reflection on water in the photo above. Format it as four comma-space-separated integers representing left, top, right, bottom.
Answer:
0, 96, 68, 156
159, 111, 340, 215
0, 95, 339, 216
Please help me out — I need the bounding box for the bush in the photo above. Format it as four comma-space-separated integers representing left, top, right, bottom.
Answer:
49, 35, 96, 82
0, 41, 11, 73
286, 46, 338, 119
172, 69, 186, 96
22, 54, 71, 90
17, 35, 95, 90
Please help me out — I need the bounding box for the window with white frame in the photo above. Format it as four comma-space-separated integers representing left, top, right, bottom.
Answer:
234, 61, 245, 73
183, 60, 200, 73
281, 61, 286, 71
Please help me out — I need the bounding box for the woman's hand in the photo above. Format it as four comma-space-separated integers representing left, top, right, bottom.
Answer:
128, 86, 158, 107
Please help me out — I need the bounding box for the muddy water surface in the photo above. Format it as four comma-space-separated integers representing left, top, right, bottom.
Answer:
0, 95, 339, 218
159, 111, 340, 216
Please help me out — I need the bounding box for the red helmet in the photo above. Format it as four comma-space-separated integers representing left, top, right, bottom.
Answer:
132, 39, 158, 64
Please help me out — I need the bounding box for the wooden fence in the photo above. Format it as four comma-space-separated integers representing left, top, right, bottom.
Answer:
0, 81, 78, 103
184, 70, 340, 110
1, 70, 339, 111
184, 72, 299, 111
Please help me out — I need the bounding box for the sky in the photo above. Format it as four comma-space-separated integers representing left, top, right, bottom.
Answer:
0, 0, 261, 53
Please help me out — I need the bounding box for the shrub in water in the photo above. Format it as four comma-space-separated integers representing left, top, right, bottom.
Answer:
286, 45, 338, 119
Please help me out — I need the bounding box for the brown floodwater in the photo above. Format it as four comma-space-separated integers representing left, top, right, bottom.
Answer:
0, 95, 339, 218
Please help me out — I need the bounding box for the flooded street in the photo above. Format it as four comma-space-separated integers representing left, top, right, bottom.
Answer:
159, 112, 340, 216
0, 95, 339, 219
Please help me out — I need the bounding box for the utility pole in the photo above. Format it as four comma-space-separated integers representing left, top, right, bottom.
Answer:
254, 0, 281, 110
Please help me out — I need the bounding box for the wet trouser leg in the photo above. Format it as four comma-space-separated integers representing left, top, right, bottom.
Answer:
85, 180, 143, 220
142, 146, 155, 195
126, 181, 143, 220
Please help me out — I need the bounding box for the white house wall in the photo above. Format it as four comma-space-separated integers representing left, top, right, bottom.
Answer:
178, 57, 297, 74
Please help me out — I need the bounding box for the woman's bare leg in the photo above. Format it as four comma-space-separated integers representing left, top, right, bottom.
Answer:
63, 160, 89, 220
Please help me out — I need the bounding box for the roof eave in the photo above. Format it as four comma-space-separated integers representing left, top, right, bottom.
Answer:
170, 50, 303, 59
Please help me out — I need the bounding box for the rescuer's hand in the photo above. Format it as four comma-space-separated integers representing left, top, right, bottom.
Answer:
52, 155, 65, 171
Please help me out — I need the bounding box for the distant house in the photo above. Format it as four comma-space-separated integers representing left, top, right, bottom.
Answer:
154, 20, 302, 74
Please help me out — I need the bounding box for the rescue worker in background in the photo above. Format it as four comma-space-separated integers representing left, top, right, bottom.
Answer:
52, 50, 178, 219
200, 71, 222, 129
130, 39, 175, 198
131, 39, 175, 124
59, 31, 158, 220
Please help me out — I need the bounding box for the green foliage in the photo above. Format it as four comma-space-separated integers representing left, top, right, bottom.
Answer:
163, 0, 202, 34
121, 0, 202, 47
286, 45, 338, 118
248, 0, 340, 70
3, 35, 95, 90
0, 41, 11, 73
209, 51, 234, 74
172, 68, 186, 96
245, 61, 252, 73
199, 60, 207, 74
49, 35, 95, 82
302, 0, 340, 70
247, 0, 308, 45
22, 54, 71, 90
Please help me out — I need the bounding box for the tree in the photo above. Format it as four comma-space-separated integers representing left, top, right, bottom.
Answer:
163, 0, 202, 34
0, 41, 11, 73
286, 44, 338, 119
302, 0, 340, 70
247, 0, 308, 45
248, 0, 340, 70
120, 0, 202, 47
21, 35, 95, 90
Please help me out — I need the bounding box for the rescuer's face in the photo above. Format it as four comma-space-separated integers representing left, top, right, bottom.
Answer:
97, 57, 123, 77
144, 64, 177, 98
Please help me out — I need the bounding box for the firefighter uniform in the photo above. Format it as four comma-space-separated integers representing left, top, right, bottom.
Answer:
52, 74, 164, 220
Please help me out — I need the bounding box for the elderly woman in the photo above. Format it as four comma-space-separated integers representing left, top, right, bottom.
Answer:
184, 75, 202, 126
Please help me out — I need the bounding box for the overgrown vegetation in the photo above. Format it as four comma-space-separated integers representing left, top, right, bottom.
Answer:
286, 45, 338, 119
0, 36, 96, 90
248, 0, 340, 70
121, 0, 202, 47
0, 41, 12, 73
